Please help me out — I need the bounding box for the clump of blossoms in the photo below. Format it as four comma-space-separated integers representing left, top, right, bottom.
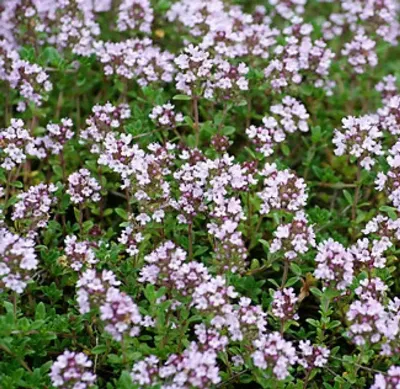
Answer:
314, 239, 354, 291
80, 102, 131, 152
95, 38, 175, 87
0, 118, 36, 170
194, 323, 228, 352
212, 59, 249, 100
149, 103, 184, 129
270, 211, 316, 260
210, 134, 230, 153
8, 58, 53, 110
371, 366, 400, 389
363, 214, 400, 244
67, 169, 101, 205
118, 225, 144, 256
117, 0, 153, 34
99, 287, 145, 341
175, 44, 215, 98
346, 298, 387, 346
247, 96, 308, 155
130, 356, 160, 387
342, 32, 378, 74
138, 241, 187, 287
355, 277, 388, 303
76, 269, 121, 314
49, 0, 100, 56
0, 228, 38, 293
225, 297, 267, 342
378, 95, 400, 136
264, 35, 335, 93
94, 38, 149, 80
380, 299, 400, 356
271, 287, 299, 322
133, 44, 175, 87
64, 235, 97, 271
0, 41, 53, 110
376, 141, 400, 211
37, 118, 74, 155
376, 74, 398, 103
270, 96, 309, 134
166, 0, 224, 38
0, 1, 43, 47
297, 341, 330, 370
333, 114, 383, 170
350, 238, 389, 272
341, 0, 400, 45
171, 261, 211, 297
158, 342, 222, 388
269, 0, 306, 20
258, 163, 308, 215
50, 350, 96, 389
191, 275, 238, 328
97, 133, 136, 180
12, 183, 58, 235
252, 332, 297, 380
172, 151, 209, 224
246, 116, 286, 157
207, 196, 248, 274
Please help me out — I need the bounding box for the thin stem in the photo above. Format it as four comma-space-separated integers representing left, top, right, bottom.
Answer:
303, 369, 312, 389
217, 369, 248, 388
217, 104, 230, 135
76, 95, 81, 130
188, 222, 193, 260
249, 215, 264, 250
0, 344, 32, 373
12, 292, 17, 323
55, 91, 63, 120
281, 260, 289, 289
5, 83, 10, 127
280, 319, 285, 335
352, 162, 362, 221
60, 150, 67, 182
4, 170, 13, 205
125, 188, 131, 214
245, 94, 252, 129
192, 97, 200, 147
78, 203, 84, 235
98, 166, 104, 220
246, 191, 252, 238
314, 182, 356, 188
121, 336, 128, 367
330, 355, 386, 375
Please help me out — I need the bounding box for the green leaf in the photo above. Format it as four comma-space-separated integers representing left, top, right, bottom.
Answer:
285, 276, 300, 287
173, 94, 191, 101
3, 301, 14, 315
311, 126, 322, 143
222, 126, 236, 135
343, 190, 353, 205
11, 181, 23, 188
290, 263, 302, 276
281, 143, 290, 157
118, 371, 133, 389
310, 287, 323, 298
115, 207, 128, 220
35, 302, 46, 321
73, 207, 81, 224
92, 345, 107, 354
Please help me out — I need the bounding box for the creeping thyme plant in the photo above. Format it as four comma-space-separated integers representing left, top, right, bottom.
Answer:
1, 0, 400, 388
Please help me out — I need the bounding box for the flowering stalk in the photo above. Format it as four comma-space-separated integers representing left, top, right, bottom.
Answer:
352, 161, 362, 223
192, 96, 200, 147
